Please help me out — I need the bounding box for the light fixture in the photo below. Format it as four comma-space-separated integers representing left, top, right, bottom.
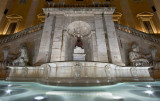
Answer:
8, 84, 12, 87
146, 85, 151, 88
96, 80, 100, 83
144, 90, 154, 95
34, 96, 45, 100
5, 89, 12, 94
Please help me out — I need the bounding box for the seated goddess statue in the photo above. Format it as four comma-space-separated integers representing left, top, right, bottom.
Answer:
129, 44, 151, 66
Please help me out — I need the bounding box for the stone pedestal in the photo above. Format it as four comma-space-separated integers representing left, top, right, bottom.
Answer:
73, 46, 86, 61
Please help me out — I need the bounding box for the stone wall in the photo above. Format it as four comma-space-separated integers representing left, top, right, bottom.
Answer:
0, 29, 43, 65
116, 29, 160, 65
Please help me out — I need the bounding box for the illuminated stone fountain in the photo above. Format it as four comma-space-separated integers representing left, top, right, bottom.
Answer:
5, 7, 160, 85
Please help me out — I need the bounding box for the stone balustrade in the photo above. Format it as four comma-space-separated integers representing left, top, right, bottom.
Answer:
115, 23, 160, 45
46, 3, 112, 8
0, 23, 44, 45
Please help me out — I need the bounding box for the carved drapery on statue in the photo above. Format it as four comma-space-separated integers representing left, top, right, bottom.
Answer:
129, 43, 152, 66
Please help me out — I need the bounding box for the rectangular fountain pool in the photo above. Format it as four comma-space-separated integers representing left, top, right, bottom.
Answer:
0, 81, 160, 101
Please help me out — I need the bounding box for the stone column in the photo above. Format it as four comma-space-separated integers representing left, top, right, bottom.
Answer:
94, 14, 108, 62
104, 14, 125, 66
35, 14, 55, 65
50, 14, 64, 62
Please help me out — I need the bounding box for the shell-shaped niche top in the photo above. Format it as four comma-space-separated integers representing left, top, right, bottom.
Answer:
67, 21, 91, 37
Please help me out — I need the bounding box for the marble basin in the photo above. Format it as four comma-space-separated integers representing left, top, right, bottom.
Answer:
6, 62, 153, 85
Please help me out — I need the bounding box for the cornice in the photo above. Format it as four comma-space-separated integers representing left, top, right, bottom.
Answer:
43, 7, 115, 15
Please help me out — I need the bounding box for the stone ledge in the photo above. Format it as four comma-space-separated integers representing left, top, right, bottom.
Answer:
43, 7, 115, 15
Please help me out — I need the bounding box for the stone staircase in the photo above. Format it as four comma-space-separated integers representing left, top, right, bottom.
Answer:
0, 23, 44, 45
0, 23, 159, 46
115, 23, 160, 45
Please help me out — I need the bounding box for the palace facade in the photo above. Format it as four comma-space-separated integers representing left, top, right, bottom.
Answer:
0, 0, 160, 35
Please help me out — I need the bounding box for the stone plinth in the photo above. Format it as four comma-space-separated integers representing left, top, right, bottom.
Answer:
73, 46, 86, 61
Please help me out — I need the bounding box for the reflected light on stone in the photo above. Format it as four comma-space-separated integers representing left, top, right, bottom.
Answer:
107, 80, 110, 82
113, 96, 123, 101
98, 92, 112, 96
34, 96, 45, 100
144, 90, 154, 95
46, 91, 66, 95
46, 91, 113, 96
86, 80, 89, 83
96, 80, 100, 83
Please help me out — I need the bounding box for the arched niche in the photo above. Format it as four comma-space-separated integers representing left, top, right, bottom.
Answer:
61, 21, 96, 61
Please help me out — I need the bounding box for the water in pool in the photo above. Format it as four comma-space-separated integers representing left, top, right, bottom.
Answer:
0, 81, 160, 101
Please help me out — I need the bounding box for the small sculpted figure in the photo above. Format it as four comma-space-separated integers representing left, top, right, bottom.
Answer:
75, 37, 83, 48
129, 44, 151, 66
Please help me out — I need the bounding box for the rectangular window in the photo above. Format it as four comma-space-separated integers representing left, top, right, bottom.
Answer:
6, 23, 17, 35
143, 21, 154, 33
